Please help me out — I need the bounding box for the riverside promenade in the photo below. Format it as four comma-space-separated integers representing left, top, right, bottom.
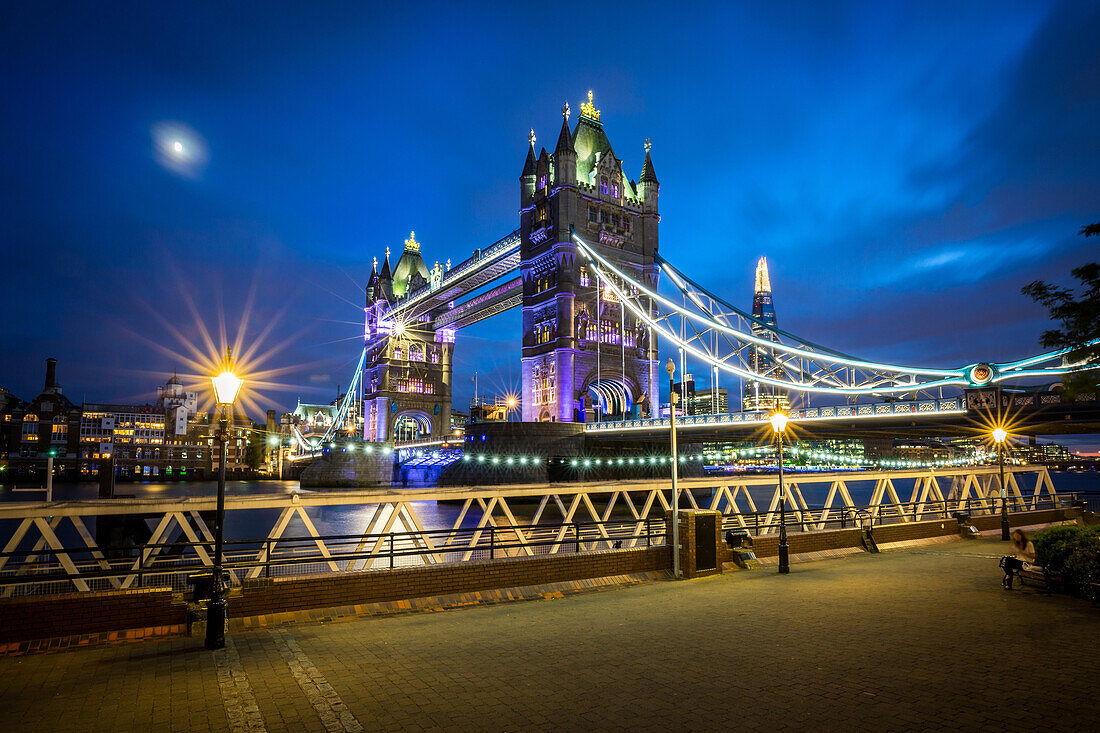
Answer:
1, 536, 1096, 732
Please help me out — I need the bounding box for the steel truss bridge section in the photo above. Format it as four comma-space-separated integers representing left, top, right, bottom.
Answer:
287, 348, 367, 459
0, 466, 1055, 596
571, 229, 1095, 398
431, 277, 522, 331
385, 229, 521, 324
585, 397, 965, 437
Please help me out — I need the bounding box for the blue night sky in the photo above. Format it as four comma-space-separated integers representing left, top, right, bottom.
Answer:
2, 2, 1098, 447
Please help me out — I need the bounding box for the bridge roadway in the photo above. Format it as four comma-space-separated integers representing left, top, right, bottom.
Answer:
385, 229, 520, 326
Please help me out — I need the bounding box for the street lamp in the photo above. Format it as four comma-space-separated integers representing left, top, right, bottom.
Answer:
206, 348, 243, 650
666, 358, 681, 578
506, 396, 517, 422
993, 427, 1009, 541
770, 411, 790, 574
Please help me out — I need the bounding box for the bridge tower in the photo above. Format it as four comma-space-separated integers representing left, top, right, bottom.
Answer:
520, 93, 660, 422
362, 233, 454, 442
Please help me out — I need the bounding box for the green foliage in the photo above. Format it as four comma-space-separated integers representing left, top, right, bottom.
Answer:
1032, 524, 1100, 596
1033, 524, 1082, 569
1063, 533, 1100, 595
1021, 224, 1100, 397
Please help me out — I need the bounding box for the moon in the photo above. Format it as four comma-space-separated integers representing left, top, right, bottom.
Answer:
152, 121, 209, 178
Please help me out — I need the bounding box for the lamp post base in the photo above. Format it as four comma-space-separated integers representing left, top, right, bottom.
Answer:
1001, 516, 1011, 541
204, 596, 226, 650
778, 542, 790, 574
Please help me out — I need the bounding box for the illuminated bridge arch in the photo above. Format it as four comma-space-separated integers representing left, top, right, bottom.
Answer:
393, 411, 433, 442
587, 377, 634, 416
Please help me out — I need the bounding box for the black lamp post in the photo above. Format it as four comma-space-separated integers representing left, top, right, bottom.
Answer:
994, 427, 1009, 541
206, 348, 243, 650
770, 411, 790, 574
666, 358, 681, 578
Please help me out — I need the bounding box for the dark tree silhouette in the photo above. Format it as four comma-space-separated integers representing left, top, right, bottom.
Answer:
1021, 223, 1100, 396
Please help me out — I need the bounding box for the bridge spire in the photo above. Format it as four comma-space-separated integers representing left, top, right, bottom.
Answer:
640, 138, 658, 185
579, 90, 600, 122
521, 130, 537, 179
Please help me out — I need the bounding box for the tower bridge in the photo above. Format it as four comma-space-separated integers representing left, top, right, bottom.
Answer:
290, 92, 1096, 458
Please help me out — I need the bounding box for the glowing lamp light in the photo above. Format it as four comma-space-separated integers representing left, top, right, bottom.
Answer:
992, 427, 1008, 444
506, 397, 517, 408
211, 369, 243, 406
173, 140, 184, 154
769, 412, 789, 434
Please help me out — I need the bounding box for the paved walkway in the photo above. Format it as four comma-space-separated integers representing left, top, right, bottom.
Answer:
1, 537, 1097, 731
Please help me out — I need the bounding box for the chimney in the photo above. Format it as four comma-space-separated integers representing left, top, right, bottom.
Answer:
44, 358, 57, 392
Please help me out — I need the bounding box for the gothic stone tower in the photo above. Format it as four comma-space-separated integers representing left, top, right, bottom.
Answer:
362, 232, 454, 442
520, 93, 660, 422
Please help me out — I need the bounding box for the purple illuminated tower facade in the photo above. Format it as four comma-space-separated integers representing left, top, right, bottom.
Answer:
362, 232, 454, 442
519, 93, 660, 422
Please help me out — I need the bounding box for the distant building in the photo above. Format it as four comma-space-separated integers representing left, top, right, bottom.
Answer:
0, 359, 82, 480
156, 372, 198, 438
79, 402, 166, 478
743, 257, 790, 413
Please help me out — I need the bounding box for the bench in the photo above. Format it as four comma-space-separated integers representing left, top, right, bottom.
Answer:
999, 556, 1059, 596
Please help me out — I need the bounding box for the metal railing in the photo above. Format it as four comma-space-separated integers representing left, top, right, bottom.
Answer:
718, 493, 1072, 536
0, 465, 1059, 597
0, 516, 666, 597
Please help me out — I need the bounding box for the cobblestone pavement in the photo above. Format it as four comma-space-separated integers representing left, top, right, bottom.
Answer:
1, 537, 1097, 732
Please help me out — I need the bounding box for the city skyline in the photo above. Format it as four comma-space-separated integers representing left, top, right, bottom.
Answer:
2, 2, 1098, 448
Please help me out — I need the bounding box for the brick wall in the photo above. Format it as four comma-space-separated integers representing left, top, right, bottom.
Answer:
232, 546, 671, 618
0, 587, 186, 643
972, 508, 1065, 531
749, 528, 863, 558
747, 508, 1069, 557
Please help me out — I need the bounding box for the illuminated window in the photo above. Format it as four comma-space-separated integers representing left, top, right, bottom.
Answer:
51, 423, 68, 439
579, 266, 590, 287
610, 183, 619, 198
534, 364, 556, 406
600, 178, 608, 195
409, 343, 423, 362
538, 174, 547, 189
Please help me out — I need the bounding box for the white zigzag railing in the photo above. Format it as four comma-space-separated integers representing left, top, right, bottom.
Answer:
0, 466, 1058, 596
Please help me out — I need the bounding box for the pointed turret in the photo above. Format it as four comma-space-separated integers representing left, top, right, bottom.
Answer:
640, 138, 658, 185
553, 102, 576, 186
520, 129, 537, 205
521, 130, 537, 177
639, 137, 659, 212
378, 247, 393, 301
365, 256, 380, 305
